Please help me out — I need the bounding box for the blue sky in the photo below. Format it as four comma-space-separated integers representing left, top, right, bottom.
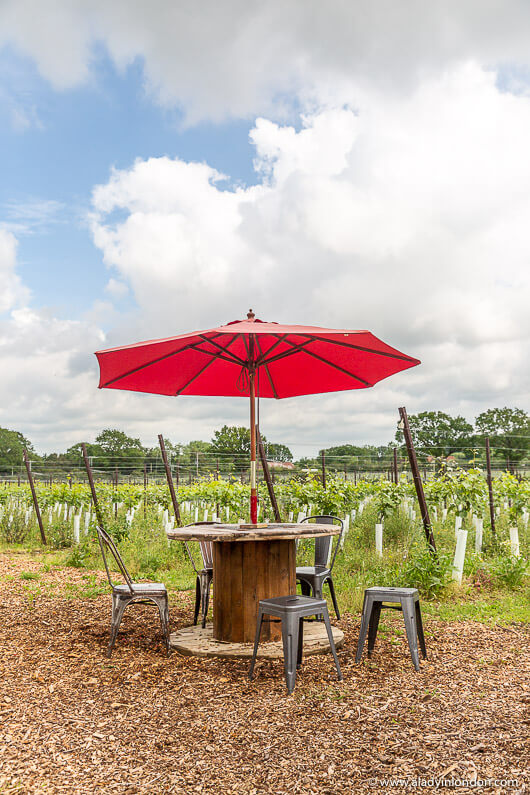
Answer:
0, 45, 257, 318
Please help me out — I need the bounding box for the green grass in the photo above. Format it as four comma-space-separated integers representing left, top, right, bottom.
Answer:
0, 503, 528, 625
19, 571, 39, 581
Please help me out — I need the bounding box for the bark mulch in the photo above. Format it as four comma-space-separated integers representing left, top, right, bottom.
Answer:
0, 553, 528, 794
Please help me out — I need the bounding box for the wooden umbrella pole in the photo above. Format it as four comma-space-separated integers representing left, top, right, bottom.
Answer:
249, 367, 258, 524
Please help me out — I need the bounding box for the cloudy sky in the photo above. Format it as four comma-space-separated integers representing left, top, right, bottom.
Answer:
0, 0, 529, 457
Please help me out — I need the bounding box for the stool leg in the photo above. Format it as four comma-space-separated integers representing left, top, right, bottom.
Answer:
314, 580, 325, 621
249, 609, 264, 680
355, 593, 373, 663
367, 602, 382, 658
402, 598, 420, 671
193, 576, 201, 625
299, 579, 311, 597
297, 617, 304, 669
282, 615, 299, 694
200, 571, 211, 629
107, 594, 128, 658
415, 601, 427, 659
322, 606, 342, 681
155, 596, 170, 656
327, 578, 341, 620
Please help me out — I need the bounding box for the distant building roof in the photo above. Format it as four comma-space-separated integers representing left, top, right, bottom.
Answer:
267, 460, 295, 470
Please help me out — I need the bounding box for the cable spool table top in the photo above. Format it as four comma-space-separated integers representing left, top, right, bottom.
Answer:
166, 522, 340, 543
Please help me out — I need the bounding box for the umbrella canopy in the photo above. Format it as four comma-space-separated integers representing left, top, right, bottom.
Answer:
96, 311, 420, 522
96, 311, 420, 398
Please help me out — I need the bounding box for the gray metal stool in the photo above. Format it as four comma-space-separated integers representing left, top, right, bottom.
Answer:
249, 595, 343, 694
355, 587, 427, 671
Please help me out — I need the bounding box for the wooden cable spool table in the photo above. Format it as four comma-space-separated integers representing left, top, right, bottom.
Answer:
166, 522, 340, 644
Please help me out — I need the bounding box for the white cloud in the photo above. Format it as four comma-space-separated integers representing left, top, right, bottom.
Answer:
1, 198, 64, 235
0, 229, 30, 312
3, 1, 530, 122
0, 5, 529, 454
85, 63, 529, 453
104, 278, 129, 299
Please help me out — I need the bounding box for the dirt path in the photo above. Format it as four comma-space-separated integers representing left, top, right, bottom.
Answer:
0, 554, 528, 794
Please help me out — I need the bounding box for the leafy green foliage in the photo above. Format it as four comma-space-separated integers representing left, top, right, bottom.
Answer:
0, 426, 37, 470
401, 544, 452, 598
374, 481, 404, 521
490, 554, 528, 588
443, 468, 488, 517
475, 407, 530, 470
395, 411, 473, 459
210, 425, 292, 470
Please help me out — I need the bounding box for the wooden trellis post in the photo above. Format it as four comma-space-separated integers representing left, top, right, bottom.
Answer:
23, 449, 46, 545
81, 444, 105, 529
485, 437, 496, 539
398, 407, 437, 553
257, 430, 282, 522
158, 434, 182, 526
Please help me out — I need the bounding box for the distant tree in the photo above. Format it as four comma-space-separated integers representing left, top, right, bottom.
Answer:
145, 439, 184, 460
317, 443, 394, 473
75, 429, 147, 473
297, 456, 319, 470
210, 425, 292, 471
211, 426, 251, 460
475, 408, 530, 472
181, 440, 214, 477
0, 427, 37, 470
265, 442, 293, 462
318, 444, 365, 471
395, 411, 473, 459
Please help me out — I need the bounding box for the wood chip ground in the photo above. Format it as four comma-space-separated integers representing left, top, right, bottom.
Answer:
0, 554, 528, 794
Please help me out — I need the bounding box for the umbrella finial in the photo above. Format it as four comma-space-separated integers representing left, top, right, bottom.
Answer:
247, 309, 255, 320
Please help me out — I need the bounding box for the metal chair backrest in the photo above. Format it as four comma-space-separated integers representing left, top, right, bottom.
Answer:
301, 515, 344, 570
96, 526, 134, 595
183, 523, 215, 572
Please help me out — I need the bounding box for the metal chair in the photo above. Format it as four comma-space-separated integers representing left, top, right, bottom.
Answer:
96, 526, 170, 657
183, 522, 215, 628
355, 587, 427, 671
249, 595, 343, 694
297, 515, 344, 619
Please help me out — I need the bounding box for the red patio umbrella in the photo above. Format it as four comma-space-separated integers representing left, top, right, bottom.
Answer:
96, 310, 420, 524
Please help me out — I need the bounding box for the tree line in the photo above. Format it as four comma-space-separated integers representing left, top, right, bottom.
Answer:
0, 407, 528, 478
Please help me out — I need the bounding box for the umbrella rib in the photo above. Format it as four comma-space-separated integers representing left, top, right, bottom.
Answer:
174, 355, 218, 395
254, 337, 279, 399
99, 333, 227, 388
257, 337, 314, 367
302, 334, 419, 363
257, 333, 418, 369
198, 334, 246, 366
241, 334, 252, 365
255, 334, 287, 365
281, 337, 372, 387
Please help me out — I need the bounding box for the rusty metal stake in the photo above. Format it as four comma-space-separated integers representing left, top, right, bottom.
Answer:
23, 449, 46, 545
257, 430, 282, 522
143, 463, 147, 519
398, 407, 437, 553
81, 444, 105, 530
158, 434, 182, 526
485, 437, 496, 538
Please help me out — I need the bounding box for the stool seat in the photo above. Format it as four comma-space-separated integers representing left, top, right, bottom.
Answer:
364, 586, 418, 597
258, 595, 326, 613
249, 595, 342, 694
355, 586, 427, 671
